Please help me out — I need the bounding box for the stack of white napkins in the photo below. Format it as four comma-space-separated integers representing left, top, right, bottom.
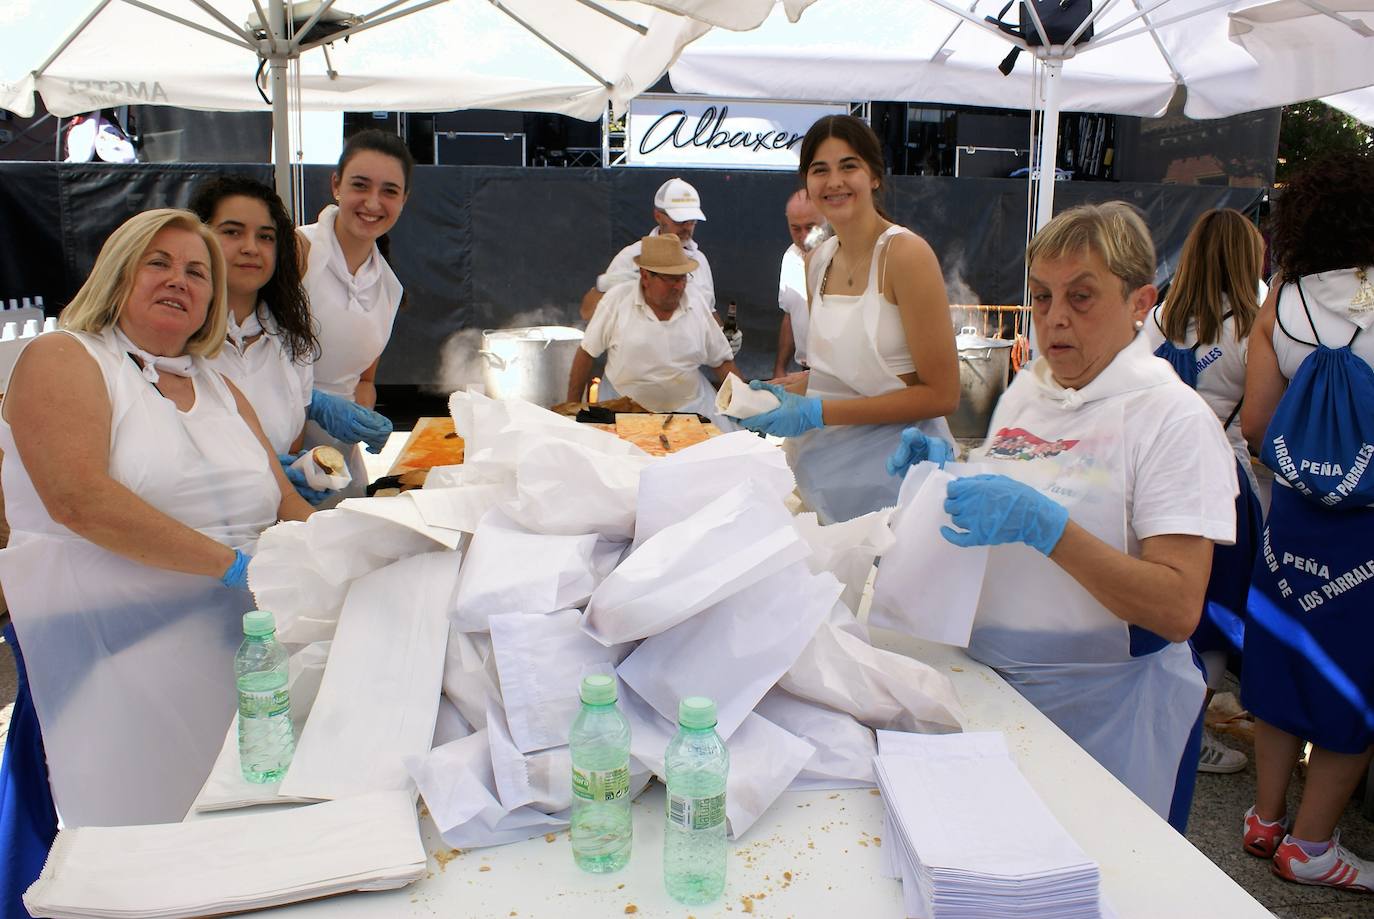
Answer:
24, 792, 425, 919
874, 731, 1103, 919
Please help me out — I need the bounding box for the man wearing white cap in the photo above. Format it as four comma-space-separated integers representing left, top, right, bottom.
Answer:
580, 177, 718, 326
568, 233, 738, 426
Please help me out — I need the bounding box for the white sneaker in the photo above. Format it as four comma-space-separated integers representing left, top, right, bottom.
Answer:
1197, 729, 1247, 774
1273, 832, 1374, 892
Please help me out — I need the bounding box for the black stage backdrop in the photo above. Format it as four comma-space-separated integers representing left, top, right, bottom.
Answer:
0, 163, 1262, 385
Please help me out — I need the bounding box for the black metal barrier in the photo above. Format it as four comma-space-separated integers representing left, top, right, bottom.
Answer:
0, 162, 1262, 385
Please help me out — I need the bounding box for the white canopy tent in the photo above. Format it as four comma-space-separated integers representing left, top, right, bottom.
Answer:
670, 0, 1374, 229
0, 0, 712, 208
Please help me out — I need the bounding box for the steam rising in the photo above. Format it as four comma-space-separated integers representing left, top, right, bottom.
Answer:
425, 304, 580, 396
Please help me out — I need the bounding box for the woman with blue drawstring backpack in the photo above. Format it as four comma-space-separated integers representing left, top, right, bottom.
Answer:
1143, 208, 1267, 777
1240, 151, 1374, 893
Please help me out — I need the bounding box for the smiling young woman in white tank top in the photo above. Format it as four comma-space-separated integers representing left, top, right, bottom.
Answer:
735, 114, 960, 524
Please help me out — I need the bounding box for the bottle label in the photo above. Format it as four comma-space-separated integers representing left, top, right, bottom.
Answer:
239, 687, 289, 719
667, 792, 725, 831
572, 765, 630, 803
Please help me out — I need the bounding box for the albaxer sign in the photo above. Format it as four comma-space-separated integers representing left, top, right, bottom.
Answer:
625, 96, 849, 170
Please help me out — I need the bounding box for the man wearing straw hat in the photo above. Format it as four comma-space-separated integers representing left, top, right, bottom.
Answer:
567, 233, 739, 427
579, 179, 739, 348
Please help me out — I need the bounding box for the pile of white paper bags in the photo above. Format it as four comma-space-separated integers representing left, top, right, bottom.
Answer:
874, 731, 1104, 919
228, 390, 965, 847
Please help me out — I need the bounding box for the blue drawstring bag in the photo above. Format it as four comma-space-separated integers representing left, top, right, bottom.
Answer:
1260, 282, 1374, 509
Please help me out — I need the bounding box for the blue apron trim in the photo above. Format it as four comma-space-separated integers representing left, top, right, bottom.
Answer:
0, 624, 57, 919
1166, 646, 1207, 835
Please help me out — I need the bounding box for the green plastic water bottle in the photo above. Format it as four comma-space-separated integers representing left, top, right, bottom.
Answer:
569, 674, 633, 872
235, 610, 294, 783
663, 696, 729, 904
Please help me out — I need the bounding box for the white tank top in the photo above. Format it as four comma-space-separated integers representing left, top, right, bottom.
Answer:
1272, 270, 1374, 379
203, 305, 314, 455
804, 225, 918, 399
299, 205, 403, 398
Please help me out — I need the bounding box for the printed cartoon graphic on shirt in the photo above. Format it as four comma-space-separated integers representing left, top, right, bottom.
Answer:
985, 427, 1079, 461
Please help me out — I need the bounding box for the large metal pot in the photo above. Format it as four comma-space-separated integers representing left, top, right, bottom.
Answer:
478, 326, 584, 407
946, 326, 1014, 439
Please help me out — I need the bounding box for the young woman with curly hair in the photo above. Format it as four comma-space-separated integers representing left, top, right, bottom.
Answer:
1240, 150, 1374, 892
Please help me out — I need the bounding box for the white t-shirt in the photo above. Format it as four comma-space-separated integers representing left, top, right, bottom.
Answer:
597, 227, 716, 316
1143, 302, 1249, 469
778, 243, 809, 366
581, 279, 732, 411
1005, 333, 1239, 553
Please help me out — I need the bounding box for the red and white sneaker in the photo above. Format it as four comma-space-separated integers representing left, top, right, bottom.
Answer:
1272, 833, 1374, 892
1242, 806, 1290, 859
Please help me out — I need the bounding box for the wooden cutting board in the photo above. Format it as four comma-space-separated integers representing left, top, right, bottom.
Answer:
388, 417, 465, 475
614, 413, 712, 456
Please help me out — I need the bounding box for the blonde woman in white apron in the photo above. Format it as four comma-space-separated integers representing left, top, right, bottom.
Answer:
298, 129, 412, 499
0, 211, 311, 856
731, 115, 959, 523
889, 203, 1238, 832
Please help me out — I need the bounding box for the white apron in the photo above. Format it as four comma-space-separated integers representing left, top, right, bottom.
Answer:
965, 360, 1204, 819
203, 305, 313, 455
299, 206, 403, 498
0, 329, 279, 827
787, 226, 953, 523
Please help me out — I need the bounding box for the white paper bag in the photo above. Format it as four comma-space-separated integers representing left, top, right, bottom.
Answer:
755, 687, 877, 790
405, 730, 569, 850
451, 509, 600, 631
632, 430, 796, 548
715, 372, 781, 419
616, 562, 837, 739
791, 507, 895, 614
488, 609, 630, 753
249, 507, 448, 644
724, 713, 814, 840
779, 618, 965, 734
280, 551, 457, 801
26, 792, 425, 919
486, 701, 573, 813
504, 437, 651, 540
870, 465, 989, 647
583, 479, 811, 645
338, 495, 467, 550
290, 449, 351, 491
443, 627, 503, 731
618, 684, 676, 781
433, 695, 473, 747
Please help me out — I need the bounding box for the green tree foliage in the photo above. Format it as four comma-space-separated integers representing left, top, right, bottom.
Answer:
1277, 101, 1374, 183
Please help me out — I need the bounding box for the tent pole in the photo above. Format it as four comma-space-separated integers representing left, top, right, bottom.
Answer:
1034, 56, 1062, 232
269, 0, 294, 213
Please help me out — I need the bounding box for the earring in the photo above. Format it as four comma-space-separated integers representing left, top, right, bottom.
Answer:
1134, 319, 1144, 330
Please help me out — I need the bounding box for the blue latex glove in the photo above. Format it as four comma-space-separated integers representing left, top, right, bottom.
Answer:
738, 380, 825, 437
220, 548, 251, 590
885, 427, 955, 477
307, 390, 392, 453
278, 451, 333, 504
941, 473, 1069, 556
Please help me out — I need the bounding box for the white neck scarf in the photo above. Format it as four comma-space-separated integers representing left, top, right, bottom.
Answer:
322, 205, 383, 312
226, 306, 265, 352
114, 326, 197, 384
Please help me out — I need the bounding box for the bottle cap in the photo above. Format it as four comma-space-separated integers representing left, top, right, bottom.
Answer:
242, 610, 277, 637
580, 673, 617, 706
678, 696, 717, 730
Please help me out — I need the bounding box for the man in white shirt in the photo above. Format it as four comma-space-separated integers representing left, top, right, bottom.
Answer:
580, 177, 716, 323
773, 190, 826, 379
568, 234, 739, 424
